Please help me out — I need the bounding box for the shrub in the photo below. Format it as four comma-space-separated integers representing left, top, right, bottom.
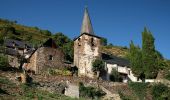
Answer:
79, 82, 106, 99
165, 71, 170, 80
128, 82, 148, 100
151, 83, 170, 100
0, 54, 8, 69
110, 68, 123, 82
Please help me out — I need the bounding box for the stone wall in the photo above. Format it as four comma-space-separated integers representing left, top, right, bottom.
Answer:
74, 34, 101, 78
8, 55, 20, 68
25, 47, 64, 74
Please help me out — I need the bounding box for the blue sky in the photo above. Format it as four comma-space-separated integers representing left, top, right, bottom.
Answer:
0, 0, 170, 59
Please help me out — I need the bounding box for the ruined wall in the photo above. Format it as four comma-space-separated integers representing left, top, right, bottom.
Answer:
74, 34, 101, 78
26, 47, 64, 74
8, 55, 20, 68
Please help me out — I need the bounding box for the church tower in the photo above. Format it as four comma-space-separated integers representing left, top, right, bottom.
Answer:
74, 7, 101, 78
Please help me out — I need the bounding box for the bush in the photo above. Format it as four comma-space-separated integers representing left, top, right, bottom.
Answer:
0, 54, 8, 69
79, 82, 106, 99
151, 83, 170, 100
48, 68, 72, 76
110, 68, 123, 82
128, 82, 148, 100
165, 71, 170, 80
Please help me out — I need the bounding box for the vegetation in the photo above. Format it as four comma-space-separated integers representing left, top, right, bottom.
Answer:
0, 54, 8, 70
128, 82, 148, 100
79, 82, 106, 99
48, 68, 72, 76
92, 58, 105, 78
142, 28, 158, 79
128, 27, 165, 79
151, 83, 170, 100
110, 68, 122, 82
129, 41, 144, 80
101, 45, 128, 58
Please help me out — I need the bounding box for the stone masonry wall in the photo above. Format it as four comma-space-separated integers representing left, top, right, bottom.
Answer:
74, 34, 101, 78
25, 47, 64, 74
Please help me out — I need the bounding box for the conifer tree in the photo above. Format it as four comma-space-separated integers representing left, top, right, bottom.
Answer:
129, 41, 143, 77
142, 27, 158, 78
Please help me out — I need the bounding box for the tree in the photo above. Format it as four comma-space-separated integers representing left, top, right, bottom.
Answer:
92, 58, 105, 78
129, 41, 143, 78
142, 27, 158, 79
52, 32, 73, 62
101, 37, 107, 46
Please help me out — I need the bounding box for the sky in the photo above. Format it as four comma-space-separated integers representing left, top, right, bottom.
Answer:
0, 0, 170, 59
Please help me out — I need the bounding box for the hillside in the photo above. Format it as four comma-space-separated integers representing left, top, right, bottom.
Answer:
101, 45, 128, 58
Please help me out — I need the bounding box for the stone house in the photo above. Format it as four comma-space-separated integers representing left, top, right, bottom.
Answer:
23, 38, 64, 74
4, 39, 33, 68
74, 8, 102, 78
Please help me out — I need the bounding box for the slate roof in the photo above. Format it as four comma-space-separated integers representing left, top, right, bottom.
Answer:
80, 7, 94, 35
5, 48, 19, 56
102, 53, 130, 67
4, 39, 32, 49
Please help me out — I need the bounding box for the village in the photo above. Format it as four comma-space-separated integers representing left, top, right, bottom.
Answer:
0, 7, 170, 100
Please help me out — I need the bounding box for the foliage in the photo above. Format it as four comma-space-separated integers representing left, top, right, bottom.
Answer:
0, 54, 8, 69
110, 68, 122, 82
142, 27, 158, 79
101, 37, 107, 46
128, 82, 148, 100
151, 83, 170, 100
79, 82, 106, 99
92, 58, 105, 73
52, 32, 73, 62
165, 71, 170, 80
129, 41, 143, 78
48, 68, 72, 76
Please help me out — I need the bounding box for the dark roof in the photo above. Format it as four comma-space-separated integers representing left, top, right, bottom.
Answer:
73, 32, 101, 41
4, 39, 32, 49
5, 48, 19, 56
102, 53, 130, 67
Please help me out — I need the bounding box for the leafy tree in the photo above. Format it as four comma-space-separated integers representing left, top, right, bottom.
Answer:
101, 37, 107, 46
142, 27, 158, 79
129, 41, 143, 78
92, 58, 105, 78
41, 30, 51, 36
52, 32, 73, 62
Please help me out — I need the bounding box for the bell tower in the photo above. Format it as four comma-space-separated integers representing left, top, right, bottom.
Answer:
73, 7, 101, 78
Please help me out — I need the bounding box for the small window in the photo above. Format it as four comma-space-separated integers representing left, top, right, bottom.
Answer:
91, 38, 94, 46
78, 38, 81, 46
49, 55, 53, 60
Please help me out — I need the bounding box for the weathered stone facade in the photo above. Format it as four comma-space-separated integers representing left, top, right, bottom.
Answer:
24, 46, 64, 74
74, 8, 102, 78
74, 34, 101, 78
8, 55, 20, 68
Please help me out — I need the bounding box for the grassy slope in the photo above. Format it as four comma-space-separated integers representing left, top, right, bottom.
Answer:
101, 46, 128, 58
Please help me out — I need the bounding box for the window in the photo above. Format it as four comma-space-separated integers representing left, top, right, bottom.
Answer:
91, 38, 94, 46
78, 38, 81, 46
49, 55, 53, 60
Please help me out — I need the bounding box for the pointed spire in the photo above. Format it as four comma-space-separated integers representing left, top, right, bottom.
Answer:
80, 7, 94, 35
